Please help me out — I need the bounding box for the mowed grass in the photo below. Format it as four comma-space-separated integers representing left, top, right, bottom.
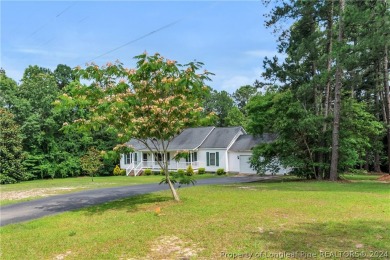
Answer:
1, 177, 389, 259
0, 174, 218, 206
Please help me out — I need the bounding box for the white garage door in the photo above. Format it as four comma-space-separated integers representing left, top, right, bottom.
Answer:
239, 155, 256, 174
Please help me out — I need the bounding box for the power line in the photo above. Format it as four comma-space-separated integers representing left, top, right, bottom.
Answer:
87, 1, 220, 63
88, 19, 182, 63
27, 2, 76, 39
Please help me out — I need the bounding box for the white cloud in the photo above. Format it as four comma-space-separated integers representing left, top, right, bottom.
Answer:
14, 48, 80, 60
214, 67, 263, 94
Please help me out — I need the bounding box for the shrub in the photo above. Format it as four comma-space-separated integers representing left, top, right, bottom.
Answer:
153, 170, 160, 175
120, 169, 126, 176
169, 171, 176, 176
198, 167, 206, 175
349, 169, 368, 175
160, 169, 165, 175
144, 169, 152, 176
216, 168, 225, 175
186, 165, 194, 176
0, 174, 17, 184
113, 165, 122, 176
177, 169, 185, 176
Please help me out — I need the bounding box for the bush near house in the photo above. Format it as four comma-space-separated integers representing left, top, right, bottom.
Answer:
144, 169, 152, 176
198, 168, 206, 175
216, 168, 225, 175
113, 165, 123, 176
186, 165, 194, 176
177, 169, 185, 175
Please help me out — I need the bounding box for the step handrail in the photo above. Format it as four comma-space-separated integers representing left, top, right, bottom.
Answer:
126, 163, 134, 176
134, 161, 143, 176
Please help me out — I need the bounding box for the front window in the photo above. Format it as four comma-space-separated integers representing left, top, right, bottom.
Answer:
209, 153, 216, 166
155, 153, 163, 162
125, 154, 132, 164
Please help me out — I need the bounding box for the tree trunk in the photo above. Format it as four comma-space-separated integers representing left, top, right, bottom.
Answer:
163, 151, 180, 201
374, 152, 381, 173
330, 0, 345, 181
167, 176, 180, 201
374, 75, 382, 173
324, 0, 334, 121
319, 0, 334, 179
364, 153, 369, 172
383, 44, 390, 174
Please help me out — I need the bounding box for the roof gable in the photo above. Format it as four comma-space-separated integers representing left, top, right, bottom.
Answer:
167, 126, 215, 150
199, 127, 244, 149
229, 133, 277, 152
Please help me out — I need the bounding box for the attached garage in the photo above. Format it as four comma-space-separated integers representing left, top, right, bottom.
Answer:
239, 155, 256, 174
228, 134, 277, 174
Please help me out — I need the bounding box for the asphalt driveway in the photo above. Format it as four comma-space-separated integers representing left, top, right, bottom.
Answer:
0, 176, 276, 226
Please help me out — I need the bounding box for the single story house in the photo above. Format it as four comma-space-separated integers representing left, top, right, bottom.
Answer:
119, 126, 289, 176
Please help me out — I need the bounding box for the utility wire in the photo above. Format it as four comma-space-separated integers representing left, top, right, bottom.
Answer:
28, 2, 76, 39
88, 19, 182, 63
88, 1, 220, 63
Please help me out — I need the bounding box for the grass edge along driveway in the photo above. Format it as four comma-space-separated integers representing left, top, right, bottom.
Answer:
0, 174, 221, 206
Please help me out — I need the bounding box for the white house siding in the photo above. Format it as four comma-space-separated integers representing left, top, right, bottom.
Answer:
198, 149, 228, 172
119, 154, 126, 169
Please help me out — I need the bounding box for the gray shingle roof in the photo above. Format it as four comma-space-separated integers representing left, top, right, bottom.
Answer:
126, 139, 167, 151
229, 133, 277, 152
199, 127, 244, 149
167, 126, 215, 150
126, 126, 215, 151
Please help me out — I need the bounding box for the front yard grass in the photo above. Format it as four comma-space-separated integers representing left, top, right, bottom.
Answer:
0, 174, 218, 206
0, 177, 388, 259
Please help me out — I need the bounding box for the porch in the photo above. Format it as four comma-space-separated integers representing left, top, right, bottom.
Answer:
125, 161, 203, 176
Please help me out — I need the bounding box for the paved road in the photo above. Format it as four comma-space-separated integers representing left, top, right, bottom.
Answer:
0, 176, 276, 227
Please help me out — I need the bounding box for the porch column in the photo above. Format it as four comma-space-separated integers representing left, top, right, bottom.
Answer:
151, 153, 155, 170
190, 151, 193, 166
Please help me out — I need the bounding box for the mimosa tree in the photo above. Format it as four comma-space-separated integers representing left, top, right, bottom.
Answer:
56, 53, 213, 201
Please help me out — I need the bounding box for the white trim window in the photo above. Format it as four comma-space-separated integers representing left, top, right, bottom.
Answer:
206, 152, 219, 166
210, 153, 216, 165
125, 154, 132, 164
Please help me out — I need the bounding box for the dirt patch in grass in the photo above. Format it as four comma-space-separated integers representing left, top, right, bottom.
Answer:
53, 250, 72, 260
124, 235, 203, 260
142, 236, 202, 259
150, 236, 202, 259
237, 186, 257, 190
1, 187, 80, 200
377, 174, 390, 182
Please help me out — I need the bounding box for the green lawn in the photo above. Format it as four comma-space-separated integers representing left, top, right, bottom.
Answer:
1, 177, 388, 259
0, 174, 218, 206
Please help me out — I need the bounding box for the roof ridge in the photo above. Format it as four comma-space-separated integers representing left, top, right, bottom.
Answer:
195, 126, 215, 149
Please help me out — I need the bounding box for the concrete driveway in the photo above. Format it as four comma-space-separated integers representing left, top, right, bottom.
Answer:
0, 176, 276, 226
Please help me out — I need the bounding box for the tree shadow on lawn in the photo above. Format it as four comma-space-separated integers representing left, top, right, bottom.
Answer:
78, 193, 173, 216
251, 220, 390, 255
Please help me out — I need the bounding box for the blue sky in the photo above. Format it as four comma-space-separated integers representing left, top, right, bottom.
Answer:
1, 1, 279, 93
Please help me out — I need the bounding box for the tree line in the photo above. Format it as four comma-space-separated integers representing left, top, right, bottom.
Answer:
0, 66, 118, 183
